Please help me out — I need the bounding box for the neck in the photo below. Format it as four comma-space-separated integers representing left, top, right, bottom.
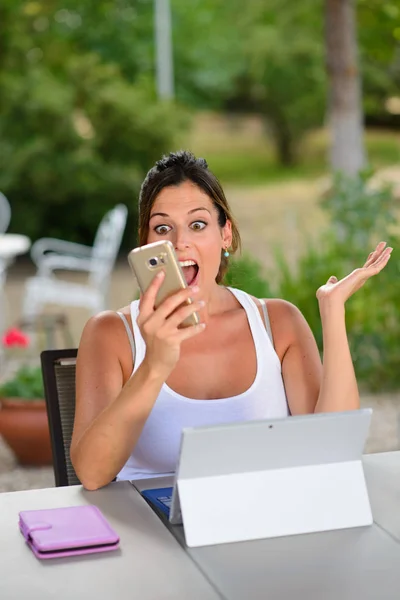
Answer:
197, 283, 236, 321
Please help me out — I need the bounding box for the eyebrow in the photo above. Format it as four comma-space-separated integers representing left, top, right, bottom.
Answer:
149, 207, 211, 220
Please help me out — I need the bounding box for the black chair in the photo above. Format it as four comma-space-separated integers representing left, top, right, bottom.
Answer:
41, 348, 80, 486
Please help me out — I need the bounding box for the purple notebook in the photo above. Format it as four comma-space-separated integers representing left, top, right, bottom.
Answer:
19, 505, 120, 559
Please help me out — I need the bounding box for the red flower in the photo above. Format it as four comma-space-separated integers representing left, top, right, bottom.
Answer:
2, 327, 30, 348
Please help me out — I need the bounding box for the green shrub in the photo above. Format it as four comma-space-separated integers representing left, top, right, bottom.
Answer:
320, 170, 396, 254
225, 253, 273, 298
273, 172, 400, 391
0, 366, 44, 400
273, 238, 347, 349
224, 173, 400, 391
0, 54, 187, 251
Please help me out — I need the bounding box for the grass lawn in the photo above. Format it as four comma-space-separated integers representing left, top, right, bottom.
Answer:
185, 112, 400, 186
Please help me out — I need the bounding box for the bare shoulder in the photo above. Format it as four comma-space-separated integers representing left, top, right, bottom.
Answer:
264, 298, 304, 324
73, 308, 135, 451
259, 298, 311, 359
79, 310, 126, 346
251, 295, 302, 327
78, 308, 134, 370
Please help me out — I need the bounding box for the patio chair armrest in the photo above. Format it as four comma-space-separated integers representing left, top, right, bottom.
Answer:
36, 254, 95, 277
31, 238, 93, 267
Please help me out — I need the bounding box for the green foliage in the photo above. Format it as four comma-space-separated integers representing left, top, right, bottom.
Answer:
272, 173, 400, 391
0, 1, 186, 249
357, 0, 400, 123
0, 366, 44, 400
225, 253, 273, 299
171, 0, 244, 108
273, 239, 345, 350
225, 171, 400, 391
221, 0, 326, 166
1, 0, 400, 251
321, 171, 397, 252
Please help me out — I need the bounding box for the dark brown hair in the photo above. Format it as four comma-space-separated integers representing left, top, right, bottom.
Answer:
138, 150, 241, 283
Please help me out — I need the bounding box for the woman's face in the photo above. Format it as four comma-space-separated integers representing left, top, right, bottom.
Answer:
147, 180, 232, 290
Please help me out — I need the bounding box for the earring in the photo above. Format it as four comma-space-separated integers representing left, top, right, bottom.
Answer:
224, 247, 230, 258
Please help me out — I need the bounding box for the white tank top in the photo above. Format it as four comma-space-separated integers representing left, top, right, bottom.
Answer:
117, 287, 289, 481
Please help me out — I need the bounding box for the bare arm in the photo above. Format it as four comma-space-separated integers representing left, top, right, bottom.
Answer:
270, 242, 392, 415
71, 272, 205, 490
313, 242, 391, 412
70, 313, 165, 490
268, 299, 322, 415
271, 300, 357, 415
313, 302, 358, 413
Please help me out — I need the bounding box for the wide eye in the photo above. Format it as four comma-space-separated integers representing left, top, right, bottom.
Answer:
154, 224, 172, 235
190, 221, 207, 231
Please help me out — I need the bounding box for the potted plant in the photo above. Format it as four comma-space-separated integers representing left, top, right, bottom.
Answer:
0, 329, 52, 466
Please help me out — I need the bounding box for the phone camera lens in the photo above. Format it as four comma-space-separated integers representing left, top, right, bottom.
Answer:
149, 257, 158, 267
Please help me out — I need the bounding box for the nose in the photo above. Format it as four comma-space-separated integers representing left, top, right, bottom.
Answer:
172, 227, 191, 251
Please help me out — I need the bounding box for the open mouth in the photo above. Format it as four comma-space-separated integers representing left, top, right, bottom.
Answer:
179, 260, 199, 286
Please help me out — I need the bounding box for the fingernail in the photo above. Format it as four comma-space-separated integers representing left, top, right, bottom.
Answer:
198, 300, 205, 307
156, 271, 164, 278
191, 285, 200, 293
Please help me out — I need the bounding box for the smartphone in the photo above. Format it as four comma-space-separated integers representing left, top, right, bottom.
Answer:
128, 240, 200, 328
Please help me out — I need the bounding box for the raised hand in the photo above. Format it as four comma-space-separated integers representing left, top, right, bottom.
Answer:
137, 271, 205, 378
316, 241, 393, 306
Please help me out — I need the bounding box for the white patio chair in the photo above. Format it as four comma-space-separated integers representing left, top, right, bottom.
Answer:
22, 204, 128, 321
0, 191, 11, 234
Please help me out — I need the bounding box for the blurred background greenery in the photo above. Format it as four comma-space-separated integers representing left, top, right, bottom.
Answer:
1, 0, 400, 390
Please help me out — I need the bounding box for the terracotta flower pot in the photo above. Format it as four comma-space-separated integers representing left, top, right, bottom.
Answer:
0, 398, 53, 466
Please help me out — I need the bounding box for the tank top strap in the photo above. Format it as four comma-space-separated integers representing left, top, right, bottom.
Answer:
227, 287, 279, 362
116, 311, 136, 363
258, 298, 274, 348
227, 287, 266, 332
129, 300, 146, 372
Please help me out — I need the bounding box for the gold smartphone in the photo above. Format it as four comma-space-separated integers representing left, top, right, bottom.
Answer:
128, 240, 200, 328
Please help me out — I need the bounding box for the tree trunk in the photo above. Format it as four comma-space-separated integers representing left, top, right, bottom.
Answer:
265, 111, 296, 167
274, 123, 295, 167
325, 0, 366, 174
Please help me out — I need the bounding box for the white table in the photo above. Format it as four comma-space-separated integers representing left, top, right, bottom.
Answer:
0, 233, 31, 339
363, 451, 400, 542
1, 452, 400, 600
0, 482, 222, 600
134, 452, 400, 600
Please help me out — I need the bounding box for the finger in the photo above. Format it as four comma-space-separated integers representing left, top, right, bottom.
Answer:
164, 300, 205, 330
374, 241, 387, 254
363, 242, 387, 268
368, 245, 392, 266
152, 286, 200, 324
358, 249, 392, 284
368, 247, 392, 272
138, 271, 165, 322
363, 252, 375, 268
173, 322, 206, 343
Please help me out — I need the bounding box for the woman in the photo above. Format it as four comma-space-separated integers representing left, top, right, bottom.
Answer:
71, 151, 392, 490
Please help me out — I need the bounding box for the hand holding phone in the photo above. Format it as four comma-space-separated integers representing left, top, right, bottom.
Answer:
128, 241, 200, 328
128, 242, 205, 378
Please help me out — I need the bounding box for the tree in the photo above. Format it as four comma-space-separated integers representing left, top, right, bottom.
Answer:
0, 0, 185, 248
325, 0, 366, 174
220, 0, 327, 166
357, 0, 400, 127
